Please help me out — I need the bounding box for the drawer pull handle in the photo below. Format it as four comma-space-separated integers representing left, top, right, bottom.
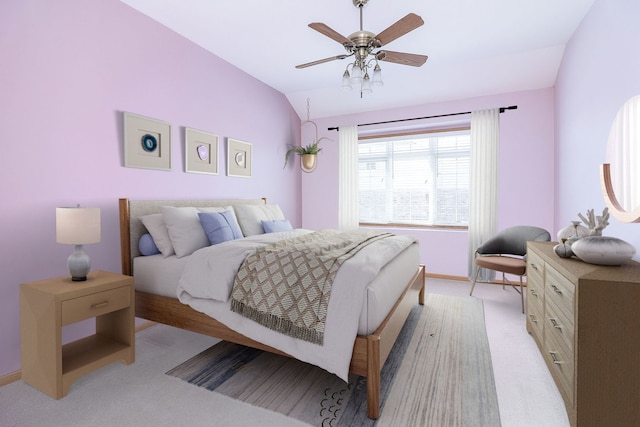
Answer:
529, 314, 538, 323
549, 351, 564, 365
549, 317, 563, 331
530, 289, 539, 298
91, 301, 109, 310
531, 263, 539, 272
550, 284, 563, 295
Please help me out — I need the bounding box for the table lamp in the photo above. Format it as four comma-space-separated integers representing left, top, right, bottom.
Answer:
56, 206, 101, 281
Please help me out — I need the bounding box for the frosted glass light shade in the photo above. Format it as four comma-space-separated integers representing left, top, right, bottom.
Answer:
372, 64, 383, 87
56, 207, 101, 244
351, 65, 363, 83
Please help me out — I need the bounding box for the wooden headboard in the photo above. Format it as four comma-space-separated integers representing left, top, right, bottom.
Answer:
118, 198, 266, 276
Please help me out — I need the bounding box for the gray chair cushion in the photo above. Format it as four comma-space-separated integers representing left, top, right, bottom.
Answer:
477, 226, 551, 256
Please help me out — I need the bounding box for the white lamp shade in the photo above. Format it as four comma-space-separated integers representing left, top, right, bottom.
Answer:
56, 207, 101, 245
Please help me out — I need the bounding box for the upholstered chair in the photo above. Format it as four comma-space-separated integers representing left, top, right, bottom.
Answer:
470, 226, 551, 312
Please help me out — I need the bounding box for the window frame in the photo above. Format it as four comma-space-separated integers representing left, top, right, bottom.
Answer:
358, 126, 471, 230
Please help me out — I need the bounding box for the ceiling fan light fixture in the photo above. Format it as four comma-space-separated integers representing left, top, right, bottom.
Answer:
296, 0, 426, 96
350, 64, 363, 83
372, 63, 383, 87
342, 69, 353, 91
361, 71, 373, 94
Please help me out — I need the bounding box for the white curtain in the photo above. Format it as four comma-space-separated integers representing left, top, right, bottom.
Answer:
338, 125, 359, 229
468, 109, 500, 281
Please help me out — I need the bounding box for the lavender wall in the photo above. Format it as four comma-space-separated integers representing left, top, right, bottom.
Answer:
0, 0, 301, 376
555, 0, 640, 258
301, 89, 556, 278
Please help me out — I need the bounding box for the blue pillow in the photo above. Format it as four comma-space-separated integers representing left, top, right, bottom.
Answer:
138, 233, 160, 256
261, 219, 293, 233
198, 211, 243, 245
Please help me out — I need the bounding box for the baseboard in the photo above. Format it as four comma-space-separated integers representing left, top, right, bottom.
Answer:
425, 272, 469, 282
0, 370, 21, 387
0, 320, 158, 387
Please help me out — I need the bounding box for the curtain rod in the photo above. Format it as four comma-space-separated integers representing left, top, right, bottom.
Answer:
327, 105, 517, 131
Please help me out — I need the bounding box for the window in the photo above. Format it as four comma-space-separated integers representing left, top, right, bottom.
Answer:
358, 128, 470, 227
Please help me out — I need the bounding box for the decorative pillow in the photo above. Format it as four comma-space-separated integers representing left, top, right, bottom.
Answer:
138, 233, 160, 256
161, 206, 227, 258
262, 219, 293, 233
233, 204, 285, 236
140, 213, 174, 257
199, 211, 243, 245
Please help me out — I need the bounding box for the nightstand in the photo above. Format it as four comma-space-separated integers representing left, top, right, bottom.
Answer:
20, 270, 135, 399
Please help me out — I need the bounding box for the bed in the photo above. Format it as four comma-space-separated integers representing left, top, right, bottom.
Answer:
119, 197, 425, 419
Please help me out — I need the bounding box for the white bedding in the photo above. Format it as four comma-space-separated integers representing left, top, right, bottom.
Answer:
175, 229, 417, 380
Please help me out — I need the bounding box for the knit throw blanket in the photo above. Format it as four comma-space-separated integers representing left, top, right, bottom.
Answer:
230, 229, 392, 345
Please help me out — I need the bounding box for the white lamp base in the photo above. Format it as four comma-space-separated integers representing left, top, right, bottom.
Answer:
68, 244, 91, 281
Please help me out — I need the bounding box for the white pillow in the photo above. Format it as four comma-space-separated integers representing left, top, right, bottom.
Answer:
161, 206, 228, 258
140, 213, 174, 257
233, 204, 285, 236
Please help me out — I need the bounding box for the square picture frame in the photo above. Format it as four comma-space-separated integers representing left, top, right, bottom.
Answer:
227, 138, 252, 178
123, 112, 171, 170
185, 128, 218, 175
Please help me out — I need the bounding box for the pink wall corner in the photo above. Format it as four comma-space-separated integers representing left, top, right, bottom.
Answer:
554, 0, 640, 258
0, 0, 301, 376
302, 89, 556, 277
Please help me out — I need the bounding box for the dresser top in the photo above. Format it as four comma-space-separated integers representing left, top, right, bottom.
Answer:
528, 241, 640, 285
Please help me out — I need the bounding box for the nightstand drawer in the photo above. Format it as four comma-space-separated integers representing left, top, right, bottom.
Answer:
61, 286, 130, 325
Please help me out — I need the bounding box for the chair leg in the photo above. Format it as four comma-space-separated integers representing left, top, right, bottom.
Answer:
470, 266, 481, 296
519, 275, 524, 313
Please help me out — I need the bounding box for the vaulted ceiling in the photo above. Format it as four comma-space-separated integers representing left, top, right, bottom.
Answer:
120, 0, 595, 119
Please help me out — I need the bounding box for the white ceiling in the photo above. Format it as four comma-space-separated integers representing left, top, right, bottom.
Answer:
120, 0, 595, 119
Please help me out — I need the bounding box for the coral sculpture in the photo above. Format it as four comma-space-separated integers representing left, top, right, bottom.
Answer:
578, 207, 610, 236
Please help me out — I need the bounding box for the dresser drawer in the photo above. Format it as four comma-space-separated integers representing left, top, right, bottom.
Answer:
527, 297, 545, 343
545, 265, 575, 319
527, 280, 544, 315
527, 250, 545, 287
545, 297, 574, 352
61, 286, 131, 326
544, 318, 575, 405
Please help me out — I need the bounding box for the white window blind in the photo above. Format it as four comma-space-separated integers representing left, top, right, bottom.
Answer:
358, 129, 470, 226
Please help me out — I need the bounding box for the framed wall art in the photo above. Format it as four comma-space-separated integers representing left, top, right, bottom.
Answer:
123, 112, 171, 170
227, 138, 252, 178
185, 128, 218, 175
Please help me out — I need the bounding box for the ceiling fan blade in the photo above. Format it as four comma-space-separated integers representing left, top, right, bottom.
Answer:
376, 50, 428, 67
309, 23, 354, 47
295, 55, 349, 69
374, 13, 424, 47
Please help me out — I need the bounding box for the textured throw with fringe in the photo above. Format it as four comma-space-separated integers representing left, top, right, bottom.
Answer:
230, 229, 391, 344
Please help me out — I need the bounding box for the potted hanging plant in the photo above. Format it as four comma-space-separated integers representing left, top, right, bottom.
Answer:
283, 139, 325, 170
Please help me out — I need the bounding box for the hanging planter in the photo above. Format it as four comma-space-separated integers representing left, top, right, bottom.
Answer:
283, 98, 328, 173
300, 153, 317, 171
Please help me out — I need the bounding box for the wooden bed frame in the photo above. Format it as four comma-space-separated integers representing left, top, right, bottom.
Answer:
118, 198, 425, 419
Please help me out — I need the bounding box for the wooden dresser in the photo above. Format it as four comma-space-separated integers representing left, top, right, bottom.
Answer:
526, 241, 640, 427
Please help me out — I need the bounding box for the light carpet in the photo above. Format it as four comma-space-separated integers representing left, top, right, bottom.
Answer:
167, 293, 501, 426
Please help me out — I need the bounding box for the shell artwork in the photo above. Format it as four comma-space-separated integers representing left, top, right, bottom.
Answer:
578, 207, 610, 236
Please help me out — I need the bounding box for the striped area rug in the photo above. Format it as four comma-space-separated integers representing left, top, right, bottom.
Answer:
166, 294, 501, 426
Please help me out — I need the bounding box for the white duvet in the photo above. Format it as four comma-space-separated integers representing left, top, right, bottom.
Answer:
176, 229, 416, 380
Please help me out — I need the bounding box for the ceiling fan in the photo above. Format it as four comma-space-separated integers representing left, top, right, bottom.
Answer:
296, 0, 428, 92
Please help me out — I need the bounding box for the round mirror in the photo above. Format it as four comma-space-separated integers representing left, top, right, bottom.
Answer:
601, 95, 640, 223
